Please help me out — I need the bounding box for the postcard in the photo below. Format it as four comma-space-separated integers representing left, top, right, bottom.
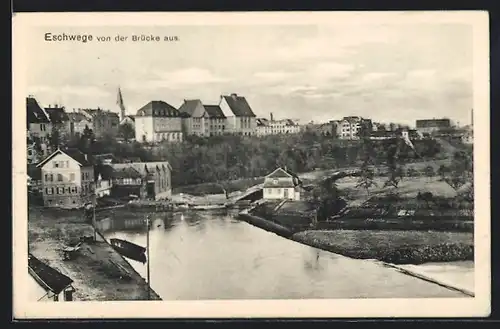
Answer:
12, 11, 490, 319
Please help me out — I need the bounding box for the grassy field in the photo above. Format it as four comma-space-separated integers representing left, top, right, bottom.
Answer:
292, 229, 473, 265
28, 207, 160, 301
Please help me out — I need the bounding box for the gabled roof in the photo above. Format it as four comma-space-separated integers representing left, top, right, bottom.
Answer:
67, 112, 91, 123
178, 99, 203, 117
28, 254, 73, 295
221, 94, 256, 117
27, 97, 50, 124
203, 105, 226, 118
36, 148, 93, 168
45, 107, 69, 123
94, 164, 114, 181
265, 167, 300, 180
111, 161, 172, 176
136, 101, 181, 117
110, 165, 143, 179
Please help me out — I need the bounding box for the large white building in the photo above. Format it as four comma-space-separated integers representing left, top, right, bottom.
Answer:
178, 99, 227, 136
334, 116, 373, 140
256, 116, 301, 136
262, 167, 302, 201
218, 93, 257, 136
134, 100, 184, 143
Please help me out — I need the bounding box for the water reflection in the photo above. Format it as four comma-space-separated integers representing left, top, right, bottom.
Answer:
104, 209, 466, 300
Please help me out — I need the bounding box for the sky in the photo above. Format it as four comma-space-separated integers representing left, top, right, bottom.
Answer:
26, 23, 473, 127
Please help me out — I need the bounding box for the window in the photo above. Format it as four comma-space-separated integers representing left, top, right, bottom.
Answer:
46, 188, 53, 195
57, 174, 63, 182
44, 174, 49, 182
70, 173, 75, 181
57, 187, 64, 194
71, 187, 77, 194
53, 162, 59, 168
53, 294, 59, 301
273, 179, 278, 185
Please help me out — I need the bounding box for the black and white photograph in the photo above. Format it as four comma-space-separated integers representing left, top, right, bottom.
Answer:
13, 11, 490, 318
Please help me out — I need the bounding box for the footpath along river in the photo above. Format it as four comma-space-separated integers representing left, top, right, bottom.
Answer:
103, 209, 468, 300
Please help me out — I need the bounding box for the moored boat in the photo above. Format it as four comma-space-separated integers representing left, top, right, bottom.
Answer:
110, 238, 147, 264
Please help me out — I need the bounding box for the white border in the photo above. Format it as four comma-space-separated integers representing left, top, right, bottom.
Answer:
12, 11, 490, 319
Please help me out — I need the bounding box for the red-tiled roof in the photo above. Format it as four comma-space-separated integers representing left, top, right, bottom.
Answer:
28, 254, 73, 295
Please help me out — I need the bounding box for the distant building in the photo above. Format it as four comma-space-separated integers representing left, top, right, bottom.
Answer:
45, 105, 70, 137
263, 167, 302, 201
36, 148, 95, 209
134, 101, 184, 143
416, 118, 451, 135
67, 112, 93, 137
178, 99, 227, 136
110, 161, 172, 200
335, 116, 372, 140
218, 93, 257, 136
94, 164, 113, 198
78, 108, 120, 138
256, 115, 301, 136
28, 253, 75, 302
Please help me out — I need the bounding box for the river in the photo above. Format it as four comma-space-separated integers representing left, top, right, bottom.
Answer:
103, 209, 467, 300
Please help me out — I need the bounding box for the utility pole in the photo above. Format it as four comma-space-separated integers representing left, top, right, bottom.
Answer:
146, 214, 151, 300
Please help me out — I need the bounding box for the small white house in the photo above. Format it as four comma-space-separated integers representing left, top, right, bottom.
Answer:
263, 167, 302, 201
28, 254, 75, 302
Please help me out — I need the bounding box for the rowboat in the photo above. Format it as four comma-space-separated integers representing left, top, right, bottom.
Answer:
110, 238, 147, 264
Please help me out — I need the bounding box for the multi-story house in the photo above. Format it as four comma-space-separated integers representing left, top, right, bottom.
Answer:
218, 93, 257, 136
78, 108, 120, 138
36, 148, 95, 209
178, 99, 227, 137
27, 97, 52, 157
44, 105, 70, 138
67, 111, 93, 137
134, 101, 184, 143
336, 116, 373, 140
415, 118, 452, 135
110, 161, 172, 200
263, 167, 303, 201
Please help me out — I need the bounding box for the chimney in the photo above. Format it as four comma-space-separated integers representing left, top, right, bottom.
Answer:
270, 112, 274, 121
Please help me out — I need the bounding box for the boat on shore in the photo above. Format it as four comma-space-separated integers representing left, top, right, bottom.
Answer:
110, 238, 147, 264
189, 204, 227, 210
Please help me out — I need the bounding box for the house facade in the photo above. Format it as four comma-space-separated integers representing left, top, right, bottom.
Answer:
179, 100, 227, 137
37, 148, 95, 209
28, 253, 75, 302
256, 117, 301, 136
67, 112, 93, 137
135, 101, 184, 143
416, 118, 452, 135
45, 105, 70, 138
110, 161, 172, 200
78, 108, 120, 138
218, 93, 257, 136
94, 164, 113, 198
263, 167, 302, 201
336, 116, 373, 140
27, 97, 52, 157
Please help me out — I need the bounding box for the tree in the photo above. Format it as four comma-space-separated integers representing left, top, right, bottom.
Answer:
119, 123, 135, 142
437, 164, 449, 181
355, 121, 377, 196
49, 125, 60, 150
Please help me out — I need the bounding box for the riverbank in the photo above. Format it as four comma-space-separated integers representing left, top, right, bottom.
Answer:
28, 207, 161, 301
292, 230, 473, 265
